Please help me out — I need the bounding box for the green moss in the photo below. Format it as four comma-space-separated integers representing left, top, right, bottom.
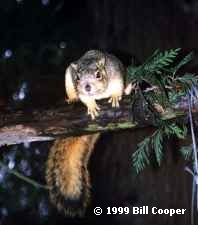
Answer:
84, 121, 137, 132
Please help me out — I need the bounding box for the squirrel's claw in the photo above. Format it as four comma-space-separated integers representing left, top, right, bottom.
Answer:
87, 102, 100, 120
108, 96, 121, 108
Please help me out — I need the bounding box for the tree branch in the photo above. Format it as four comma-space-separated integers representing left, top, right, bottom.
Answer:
0, 95, 196, 146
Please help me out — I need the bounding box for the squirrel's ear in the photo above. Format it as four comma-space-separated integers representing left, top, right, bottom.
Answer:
97, 56, 105, 67
70, 63, 78, 71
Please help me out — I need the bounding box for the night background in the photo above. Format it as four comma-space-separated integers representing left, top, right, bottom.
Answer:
0, 0, 198, 225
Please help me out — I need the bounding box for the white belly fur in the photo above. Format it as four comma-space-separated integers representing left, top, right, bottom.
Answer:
94, 78, 123, 100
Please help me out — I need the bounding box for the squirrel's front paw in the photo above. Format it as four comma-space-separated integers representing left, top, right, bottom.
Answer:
108, 95, 121, 108
87, 101, 100, 120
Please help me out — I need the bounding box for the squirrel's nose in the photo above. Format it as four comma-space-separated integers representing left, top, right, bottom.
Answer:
85, 84, 91, 92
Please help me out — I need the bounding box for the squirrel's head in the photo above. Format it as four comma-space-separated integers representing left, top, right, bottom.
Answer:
70, 50, 108, 98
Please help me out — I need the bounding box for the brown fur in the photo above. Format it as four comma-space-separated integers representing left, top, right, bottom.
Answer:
46, 133, 100, 216
46, 50, 125, 216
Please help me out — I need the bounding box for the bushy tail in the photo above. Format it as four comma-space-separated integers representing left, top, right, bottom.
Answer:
45, 133, 100, 217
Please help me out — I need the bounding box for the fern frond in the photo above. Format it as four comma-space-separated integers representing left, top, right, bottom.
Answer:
151, 130, 163, 166
132, 137, 150, 173
127, 48, 180, 85
172, 52, 194, 76
129, 48, 194, 173
176, 74, 198, 91
132, 123, 187, 173
179, 145, 192, 160
164, 123, 187, 139
143, 48, 180, 74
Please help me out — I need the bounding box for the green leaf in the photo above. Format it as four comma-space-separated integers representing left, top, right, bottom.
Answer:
127, 48, 181, 83
127, 49, 195, 174
132, 137, 150, 173
165, 124, 187, 139
176, 73, 198, 91
172, 52, 194, 75
179, 145, 192, 160
151, 130, 163, 166
143, 48, 180, 74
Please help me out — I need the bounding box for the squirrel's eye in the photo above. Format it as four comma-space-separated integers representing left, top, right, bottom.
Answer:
95, 71, 102, 80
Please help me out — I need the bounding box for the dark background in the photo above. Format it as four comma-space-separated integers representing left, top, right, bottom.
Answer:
0, 0, 197, 225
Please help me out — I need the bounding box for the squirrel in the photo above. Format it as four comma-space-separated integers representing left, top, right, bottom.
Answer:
45, 50, 127, 217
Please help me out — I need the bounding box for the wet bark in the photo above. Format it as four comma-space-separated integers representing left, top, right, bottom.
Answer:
0, 94, 195, 146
